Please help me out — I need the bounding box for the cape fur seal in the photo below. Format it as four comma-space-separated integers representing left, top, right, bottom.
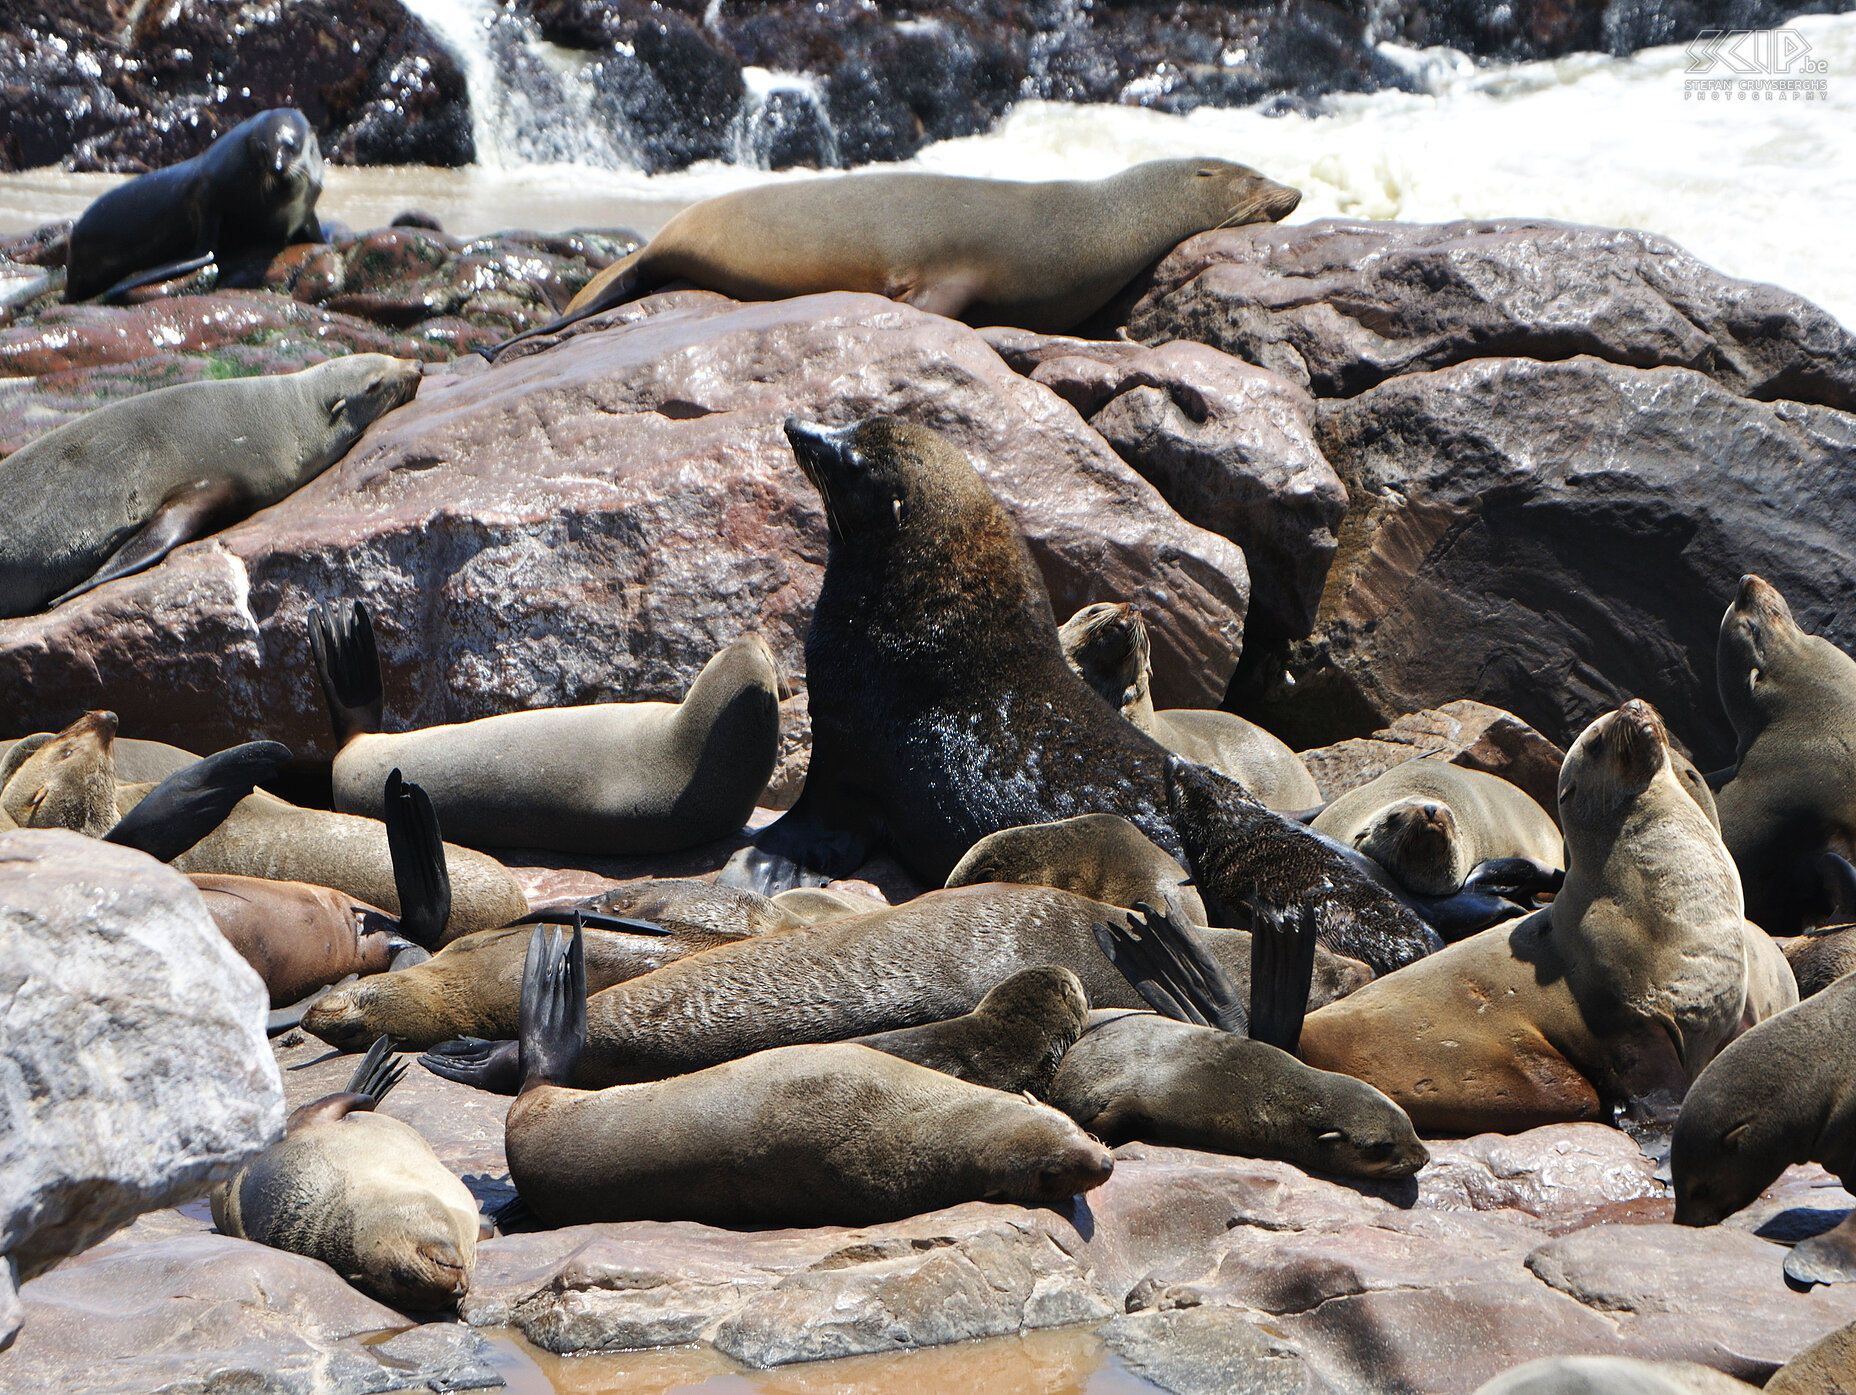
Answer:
946, 814, 1208, 924
503, 925, 1114, 1229
66, 108, 324, 302
1713, 575, 1856, 934
1060, 601, 1320, 809
0, 354, 420, 617
313, 602, 781, 856
1297, 701, 1770, 1135
850, 966, 1089, 1097
724, 416, 1437, 977
493, 159, 1299, 356
0, 710, 119, 835
212, 1038, 479, 1309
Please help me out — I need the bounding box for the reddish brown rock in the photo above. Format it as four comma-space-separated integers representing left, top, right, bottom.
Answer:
1297, 700, 1567, 814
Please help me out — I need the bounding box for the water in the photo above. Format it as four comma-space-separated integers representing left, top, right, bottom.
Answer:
2, 14, 1851, 326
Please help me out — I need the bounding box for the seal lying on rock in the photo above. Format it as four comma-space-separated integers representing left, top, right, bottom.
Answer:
212, 1037, 479, 1310
1059, 600, 1320, 809
0, 710, 120, 835
503, 924, 1115, 1229
723, 416, 1437, 977
850, 966, 1090, 1097
492, 159, 1300, 356
946, 814, 1208, 923
313, 602, 781, 857
0, 354, 419, 617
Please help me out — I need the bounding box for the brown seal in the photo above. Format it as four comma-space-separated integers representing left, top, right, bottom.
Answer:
851, 966, 1090, 1096
946, 813, 1209, 924
0, 710, 120, 836
195, 875, 401, 1007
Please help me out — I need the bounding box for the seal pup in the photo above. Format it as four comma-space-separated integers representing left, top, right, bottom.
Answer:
1672, 970, 1856, 1287
490, 159, 1300, 357
946, 813, 1209, 924
850, 966, 1089, 1096
0, 710, 120, 836
0, 355, 420, 617
66, 108, 324, 302
723, 416, 1437, 976
1060, 600, 1320, 809
212, 1037, 479, 1309
1297, 700, 1760, 1135
502, 924, 1115, 1229
1713, 575, 1856, 934
313, 600, 781, 856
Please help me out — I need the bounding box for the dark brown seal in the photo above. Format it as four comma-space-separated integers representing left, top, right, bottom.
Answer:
851, 966, 1089, 1097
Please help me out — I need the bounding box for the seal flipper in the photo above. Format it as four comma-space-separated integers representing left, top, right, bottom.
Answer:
720, 793, 866, 895
285, 1033, 406, 1128
512, 910, 669, 935
1785, 1211, 1856, 1288
105, 739, 293, 863
1092, 899, 1248, 1035
97, 251, 217, 303
1462, 857, 1564, 901
483, 248, 650, 362
384, 768, 451, 950
51, 476, 253, 607
518, 917, 586, 1094
308, 599, 385, 744
420, 1038, 522, 1095
1814, 850, 1856, 926
1246, 897, 1317, 1054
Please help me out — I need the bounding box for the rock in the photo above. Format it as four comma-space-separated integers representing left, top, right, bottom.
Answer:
1297, 701, 1567, 813
1099, 1306, 1317, 1395
1249, 355, 1856, 764
2, 1234, 505, 1393
1768, 1316, 1856, 1394
0, 831, 283, 1349
1474, 1356, 1760, 1394
1416, 1125, 1665, 1223
984, 329, 1346, 644
0, 291, 1249, 758
1125, 220, 1856, 414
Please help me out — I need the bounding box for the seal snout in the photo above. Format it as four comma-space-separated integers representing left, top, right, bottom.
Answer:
1263, 182, 1302, 220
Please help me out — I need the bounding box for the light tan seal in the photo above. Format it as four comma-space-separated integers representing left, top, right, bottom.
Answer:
0, 354, 420, 616
1059, 601, 1320, 808
212, 1038, 478, 1309
0, 710, 120, 835
1298, 700, 1769, 1135
499, 159, 1301, 355
947, 813, 1209, 924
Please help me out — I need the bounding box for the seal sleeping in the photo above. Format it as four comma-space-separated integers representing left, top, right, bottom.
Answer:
491, 159, 1300, 357
0, 354, 420, 617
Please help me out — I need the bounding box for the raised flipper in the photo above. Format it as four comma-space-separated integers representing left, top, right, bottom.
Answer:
383, 768, 450, 950
718, 797, 865, 895
105, 740, 293, 863
286, 1033, 406, 1128
1245, 896, 1317, 1054
1785, 1211, 1856, 1288
98, 251, 217, 303
308, 599, 385, 744
517, 916, 586, 1094
267, 973, 356, 1036
1092, 898, 1248, 1035
52, 476, 253, 607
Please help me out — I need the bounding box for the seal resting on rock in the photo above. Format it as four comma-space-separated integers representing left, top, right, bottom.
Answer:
212, 1037, 479, 1309
502, 924, 1115, 1229
850, 966, 1090, 1097
0, 710, 120, 835
492, 159, 1300, 356
66, 108, 325, 302
0, 354, 420, 617
723, 416, 1438, 977
946, 814, 1208, 923
313, 602, 781, 857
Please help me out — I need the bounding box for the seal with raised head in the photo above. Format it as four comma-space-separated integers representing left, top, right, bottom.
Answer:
1713, 574, 1856, 934
313, 602, 781, 856
850, 966, 1090, 1097
0, 710, 120, 836
723, 416, 1438, 977
502, 924, 1115, 1229
212, 1037, 479, 1309
0, 354, 420, 617
493, 159, 1300, 356
1297, 700, 1769, 1135
66, 108, 324, 302
1060, 600, 1320, 809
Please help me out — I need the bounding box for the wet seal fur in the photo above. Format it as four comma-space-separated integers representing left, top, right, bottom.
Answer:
1298, 700, 1770, 1135
66, 108, 325, 303
724, 416, 1437, 977
0, 354, 419, 617
850, 966, 1090, 1097
503, 923, 1115, 1229
493, 159, 1300, 357
212, 1037, 478, 1309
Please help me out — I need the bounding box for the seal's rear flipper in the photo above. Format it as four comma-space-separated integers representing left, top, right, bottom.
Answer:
1245, 897, 1317, 1054
1785, 1211, 1856, 1289
106, 739, 293, 863
308, 599, 385, 745
420, 1038, 522, 1096
718, 799, 863, 895
98, 251, 217, 303
384, 768, 451, 949
285, 1033, 406, 1129
1092, 899, 1248, 1035
517, 917, 586, 1094
51, 477, 253, 607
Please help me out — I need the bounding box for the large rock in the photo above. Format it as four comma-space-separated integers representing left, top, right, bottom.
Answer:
0, 832, 283, 1349
0, 291, 1249, 758
1100, 1306, 1318, 1395
1126, 220, 1856, 413
1297, 700, 1568, 814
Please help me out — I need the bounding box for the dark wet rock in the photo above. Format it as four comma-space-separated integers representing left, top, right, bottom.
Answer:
1099, 1306, 1317, 1395
1366, 0, 1849, 63
1297, 700, 1567, 813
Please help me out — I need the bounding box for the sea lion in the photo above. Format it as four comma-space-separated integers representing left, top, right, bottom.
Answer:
493, 160, 1300, 357
850, 966, 1089, 1096
315, 602, 781, 857
1059, 601, 1320, 809
0, 355, 420, 617
1297, 700, 1761, 1135
502, 925, 1115, 1229
723, 416, 1437, 977
947, 813, 1208, 924
1713, 575, 1856, 934
1310, 758, 1563, 897
1779, 924, 1856, 998
1473, 1357, 1759, 1395
66, 108, 324, 302
0, 734, 196, 787
0, 710, 119, 835
212, 1038, 478, 1309
1672, 971, 1856, 1286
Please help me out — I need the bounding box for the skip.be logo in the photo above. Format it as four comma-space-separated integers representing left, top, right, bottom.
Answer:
1684, 28, 1829, 100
